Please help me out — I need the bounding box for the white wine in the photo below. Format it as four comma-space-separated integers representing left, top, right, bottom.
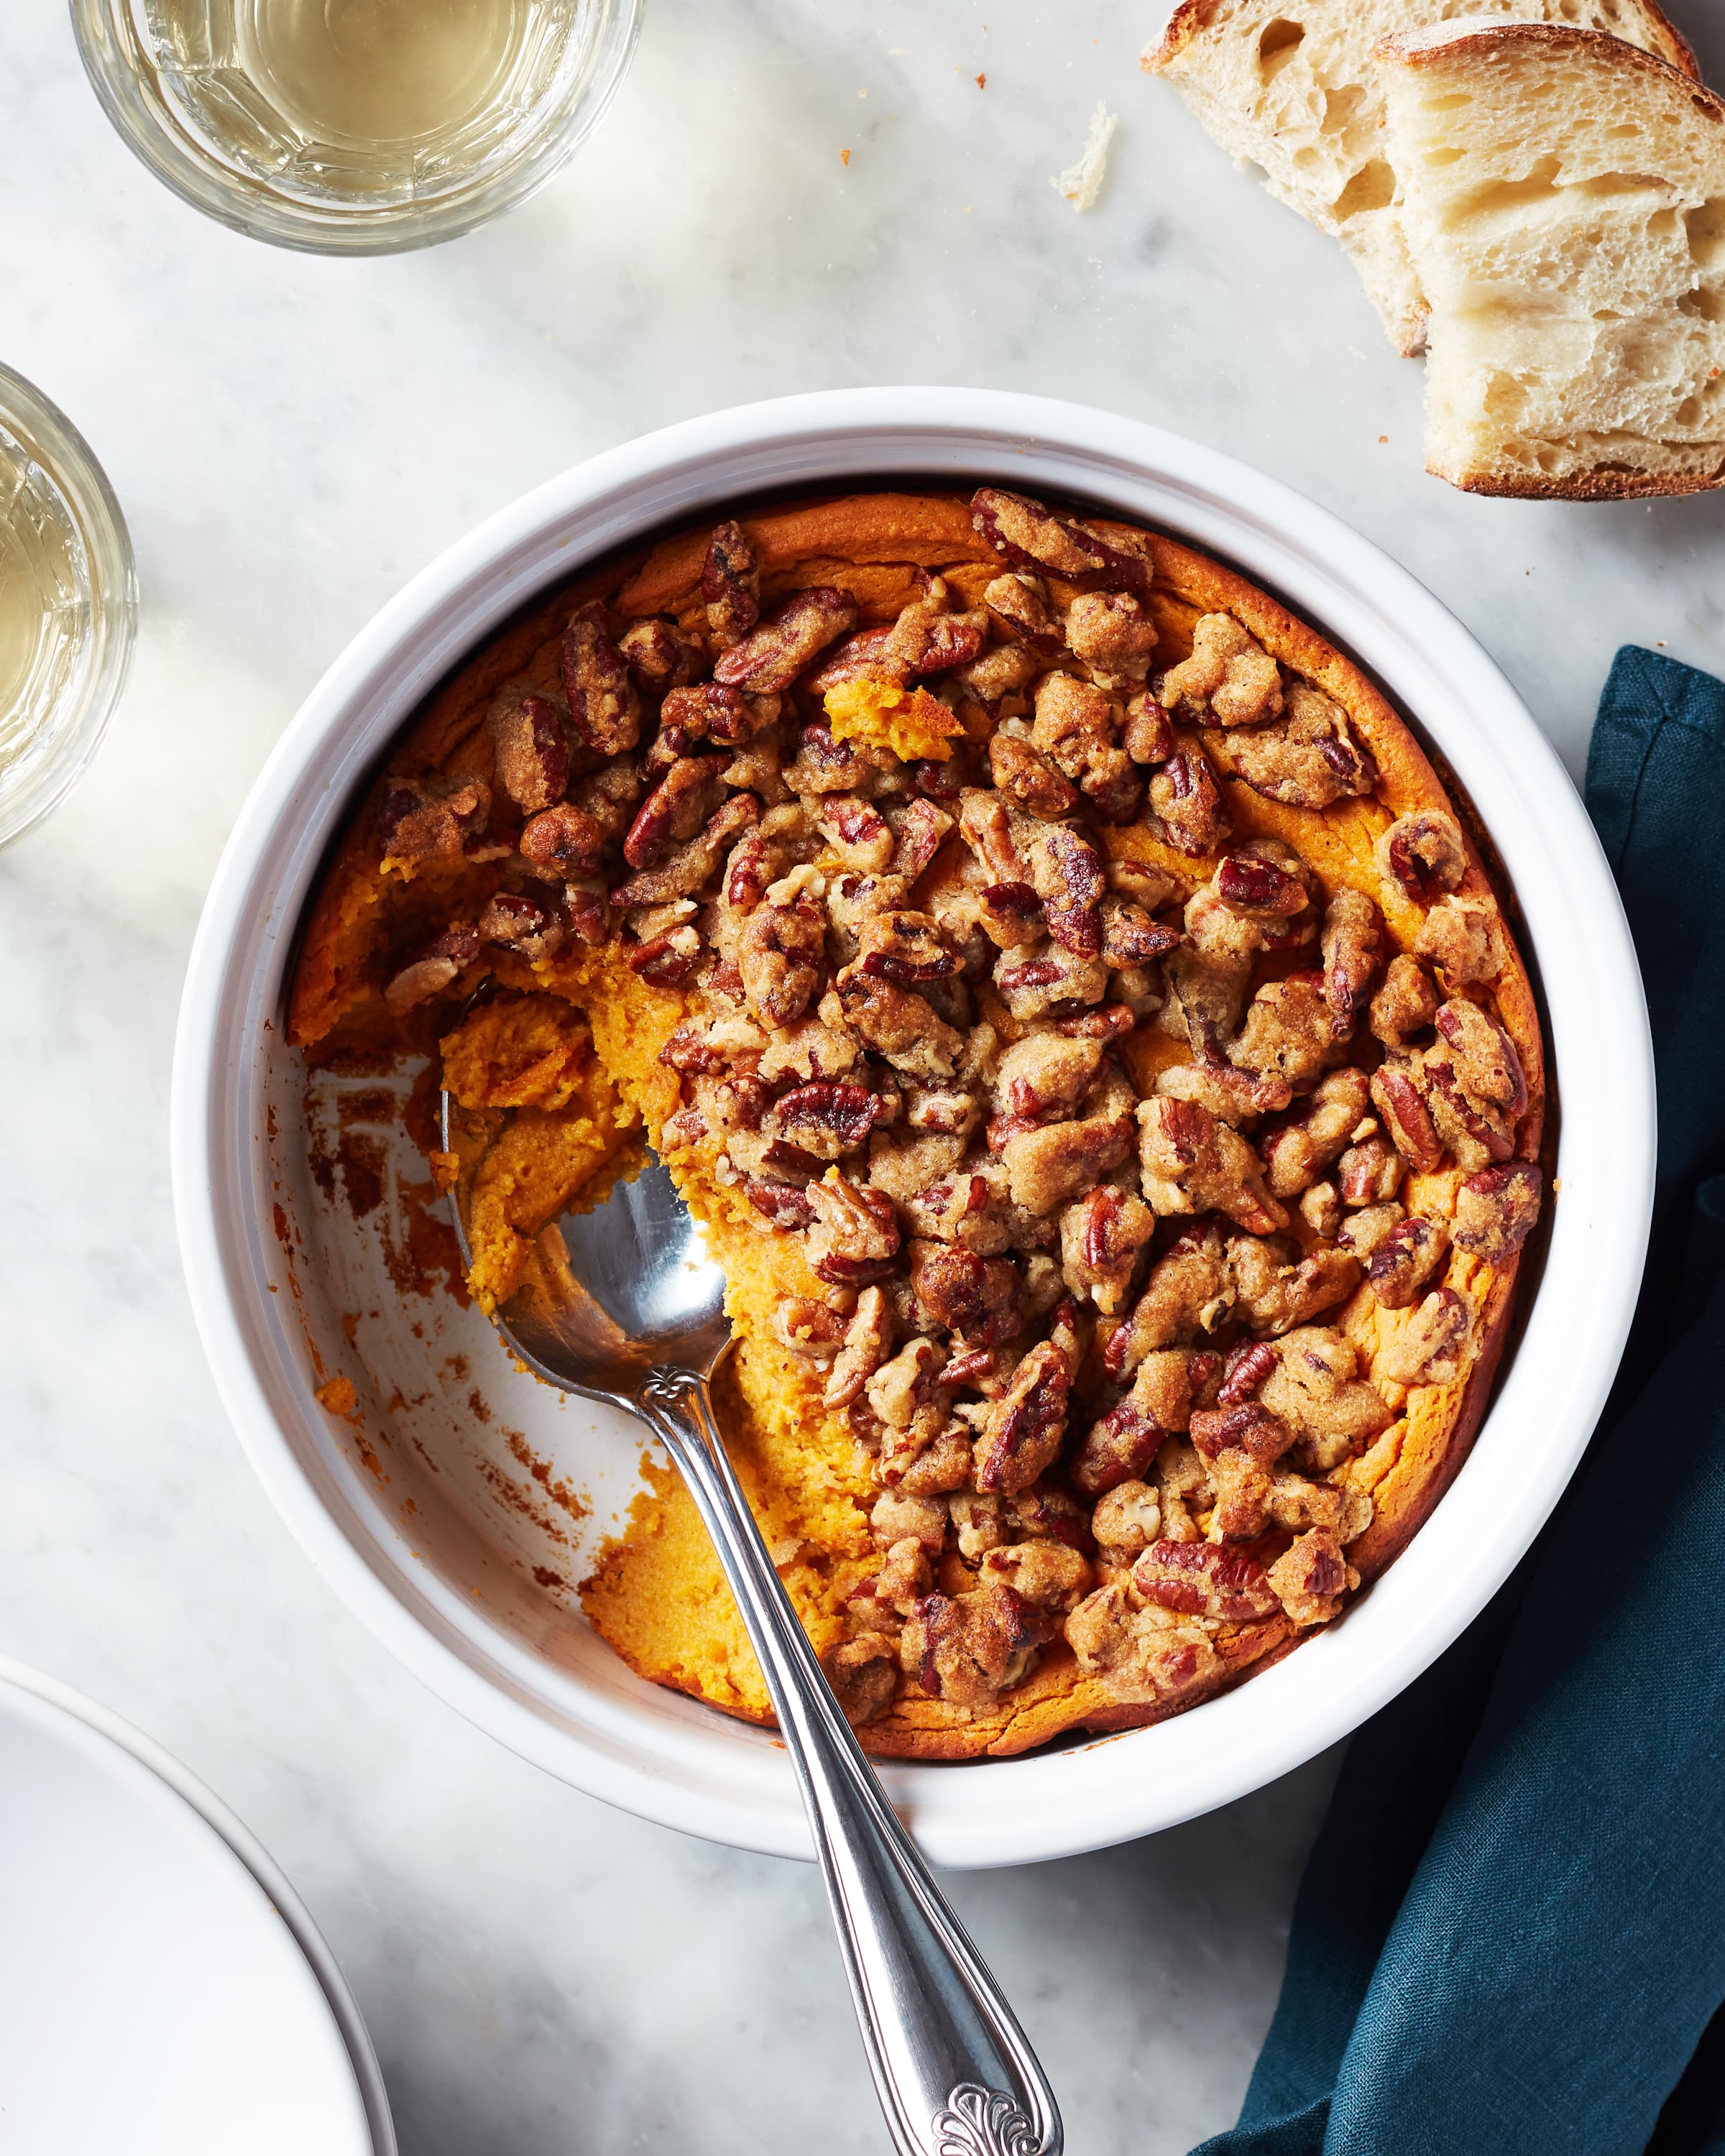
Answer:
144, 0, 584, 200
0, 435, 84, 779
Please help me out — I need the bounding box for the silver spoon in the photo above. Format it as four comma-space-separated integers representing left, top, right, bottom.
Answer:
441, 1106, 1062, 2156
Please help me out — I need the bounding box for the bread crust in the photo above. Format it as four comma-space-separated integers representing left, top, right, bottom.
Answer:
290, 489, 1547, 1761
1150, 0, 1699, 80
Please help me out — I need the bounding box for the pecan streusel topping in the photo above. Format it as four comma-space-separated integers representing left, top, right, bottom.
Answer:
291, 486, 1548, 1757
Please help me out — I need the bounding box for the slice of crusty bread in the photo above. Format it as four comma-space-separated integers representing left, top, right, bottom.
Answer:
1144, 0, 1697, 356
1382, 21, 1725, 498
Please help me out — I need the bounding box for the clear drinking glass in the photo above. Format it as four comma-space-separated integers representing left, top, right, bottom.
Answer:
0, 365, 137, 850
70, 0, 643, 257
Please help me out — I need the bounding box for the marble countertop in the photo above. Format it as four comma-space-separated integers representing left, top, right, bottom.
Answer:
4, 2, 1722, 2149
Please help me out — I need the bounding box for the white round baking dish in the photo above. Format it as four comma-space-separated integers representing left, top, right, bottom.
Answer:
172, 388, 1652, 1869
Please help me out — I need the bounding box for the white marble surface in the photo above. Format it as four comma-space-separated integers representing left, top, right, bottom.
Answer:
4, 2, 1724, 2149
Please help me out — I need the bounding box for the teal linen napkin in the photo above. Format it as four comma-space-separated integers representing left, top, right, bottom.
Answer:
1192, 647, 1725, 2156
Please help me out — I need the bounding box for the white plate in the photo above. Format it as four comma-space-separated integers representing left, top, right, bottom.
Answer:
171, 387, 1655, 1869
0, 1658, 394, 2156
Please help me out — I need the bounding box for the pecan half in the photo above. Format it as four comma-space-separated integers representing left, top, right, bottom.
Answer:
969, 882, 1039, 953
618, 615, 706, 694
1338, 1133, 1404, 1206
702, 518, 760, 650
660, 680, 753, 746
970, 486, 1149, 594
901, 1583, 1053, 1708
518, 801, 605, 883
972, 1339, 1072, 1493
770, 1082, 887, 1159
746, 1179, 818, 1229
561, 601, 640, 756
1367, 1214, 1450, 1309
818, 793, 896, 874
610, 793, 759, 907
627, 923, 702, 985
1218, 1338, 1279, 1406
1370, 1060, 1446, 1175
1059, 1184, 1156, 1314
1099, 897, 1179, 970
1137, 1096, 1288, 1235
737, 886, 826, 1028
713, 587, 858, 694
1381, 1286, 1471, 1386
488, 694, 571, 815
477, 890, 564, 962
806, 1171, 901, 1286
1260, 1067, 1371, 1199
911, 1240, 1024, 1345
1435, 999, 1528, 1123
1376, 811, 1467, 905
564, 880, 611, 946
1131, 1539, 1280, 1623
379, 773, 492, 868
1104, 1221, 1234, 1377
984, 571, 1064, 653
1216, 850, 1308, 918
822, 1286, 891, 1408
1451, 1162, 1543, 1264
989, 728, 1081, 820
383, 922, 482, 1014
1123, 691, 1175, 765
1267, 1528, 1349, 1628
622, 754, 727, 870
1228, 683, 1376, 808
1149, 737, 1230, 857
886, 798, 953, 884
1321, 886, 1385, 1040
773, 1298, 848, 1359
782, 719, 875, 797
1157, 614, 1283, 728
1370, 954, 1440, 1051
859, 910, 959, 986
1021, 821, 1105, 955
1070, 1396, 1162, 1496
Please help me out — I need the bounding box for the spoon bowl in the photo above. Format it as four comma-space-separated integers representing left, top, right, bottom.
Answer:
438, 1096, 1061, 2156
462, 1148, 732, 1399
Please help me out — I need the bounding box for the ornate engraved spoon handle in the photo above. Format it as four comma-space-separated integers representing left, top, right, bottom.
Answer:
639, 1368, 1062, 2156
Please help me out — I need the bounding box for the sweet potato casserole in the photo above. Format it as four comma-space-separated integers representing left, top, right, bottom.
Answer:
288, 486, 1546, 1760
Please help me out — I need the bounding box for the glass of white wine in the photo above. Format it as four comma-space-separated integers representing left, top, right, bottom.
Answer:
0, 365, 136, 850
71, 0, 643, 254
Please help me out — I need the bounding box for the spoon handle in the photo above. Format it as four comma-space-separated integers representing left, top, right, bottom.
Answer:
639, 1367, 1062, 2156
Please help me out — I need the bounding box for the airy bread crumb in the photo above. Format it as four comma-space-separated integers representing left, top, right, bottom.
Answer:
1052, 101, 1118, 212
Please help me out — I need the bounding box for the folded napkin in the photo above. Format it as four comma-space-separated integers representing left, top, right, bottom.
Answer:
1193, 647, 1725, 2156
